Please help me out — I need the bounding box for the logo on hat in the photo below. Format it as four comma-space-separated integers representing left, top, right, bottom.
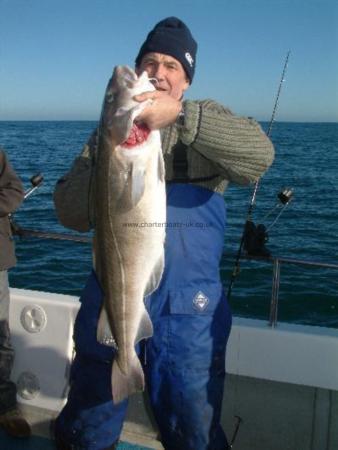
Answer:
185, 52, 194, 67
193, 291, 209, 311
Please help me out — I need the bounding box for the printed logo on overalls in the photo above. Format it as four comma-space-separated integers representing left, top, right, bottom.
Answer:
193, 291, 209, 311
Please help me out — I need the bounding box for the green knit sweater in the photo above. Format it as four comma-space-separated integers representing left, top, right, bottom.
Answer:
54, 99, 274, 232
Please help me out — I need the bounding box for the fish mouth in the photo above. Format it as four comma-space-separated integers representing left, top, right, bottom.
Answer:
121, 122, 151, 149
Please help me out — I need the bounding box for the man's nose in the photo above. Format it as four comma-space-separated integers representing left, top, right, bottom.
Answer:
153, 63, 166, 81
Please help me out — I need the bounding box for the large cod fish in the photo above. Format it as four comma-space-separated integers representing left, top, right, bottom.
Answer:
93, 66, 166, 404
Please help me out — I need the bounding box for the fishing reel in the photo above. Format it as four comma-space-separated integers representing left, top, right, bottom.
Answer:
24, 173, 44, 200
243, 188, 293, 257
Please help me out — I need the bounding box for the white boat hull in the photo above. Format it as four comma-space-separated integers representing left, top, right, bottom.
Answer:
8, 288, 338, 449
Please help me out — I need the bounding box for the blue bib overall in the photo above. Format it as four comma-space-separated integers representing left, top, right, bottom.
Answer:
55, 184, 232, 450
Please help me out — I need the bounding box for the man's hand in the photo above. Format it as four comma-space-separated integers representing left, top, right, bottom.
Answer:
133, 90, 182, 130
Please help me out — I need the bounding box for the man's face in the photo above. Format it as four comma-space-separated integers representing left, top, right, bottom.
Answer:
136, 52, 190, 100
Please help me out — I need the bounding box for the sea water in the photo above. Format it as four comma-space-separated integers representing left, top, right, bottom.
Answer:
0, 121, 337, 327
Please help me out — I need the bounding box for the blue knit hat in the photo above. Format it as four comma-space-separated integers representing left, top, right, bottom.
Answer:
135, 17, 197, 83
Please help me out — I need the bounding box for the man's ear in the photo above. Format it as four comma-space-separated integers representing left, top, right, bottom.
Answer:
182, 76, 190, 92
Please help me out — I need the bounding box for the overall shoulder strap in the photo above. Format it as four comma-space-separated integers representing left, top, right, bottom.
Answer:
170, 141, 219, 184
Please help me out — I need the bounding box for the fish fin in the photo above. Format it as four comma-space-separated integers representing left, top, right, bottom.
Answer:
114, 163, 145, 212
130, 163, 145, 206
144, 253, 165, 297
157, 150, 165, 182
135, 309, 153, 344
97, 306, 118, 348
112, 356, 144, 404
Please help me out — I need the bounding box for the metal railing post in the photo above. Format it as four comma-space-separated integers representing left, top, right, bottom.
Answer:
269, 258, 281, 327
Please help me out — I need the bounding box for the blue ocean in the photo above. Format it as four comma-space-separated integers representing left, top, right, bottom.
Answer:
0, 121, 337, 328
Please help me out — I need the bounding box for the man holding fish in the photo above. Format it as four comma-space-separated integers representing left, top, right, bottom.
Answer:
54, 17, 274, 450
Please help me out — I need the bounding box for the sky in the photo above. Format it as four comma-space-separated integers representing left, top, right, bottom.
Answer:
0, 0, 337, 122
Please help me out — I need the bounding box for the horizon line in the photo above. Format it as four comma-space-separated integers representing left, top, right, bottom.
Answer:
0, 119, 337, 124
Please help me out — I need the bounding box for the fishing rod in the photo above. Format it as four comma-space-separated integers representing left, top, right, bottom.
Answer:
227, 53, 291, 449
9, 173, 43, 231
10, 173, 92, 242
227, 50, 291, 302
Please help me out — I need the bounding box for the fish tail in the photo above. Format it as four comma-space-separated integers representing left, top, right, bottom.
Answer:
112, 356, 144, 404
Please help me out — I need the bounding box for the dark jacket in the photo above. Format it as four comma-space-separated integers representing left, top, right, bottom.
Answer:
0, 149, 24, 270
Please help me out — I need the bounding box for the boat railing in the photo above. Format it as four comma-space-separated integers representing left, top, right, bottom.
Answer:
14, 227, 338, 328
234, 254, 338, 327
